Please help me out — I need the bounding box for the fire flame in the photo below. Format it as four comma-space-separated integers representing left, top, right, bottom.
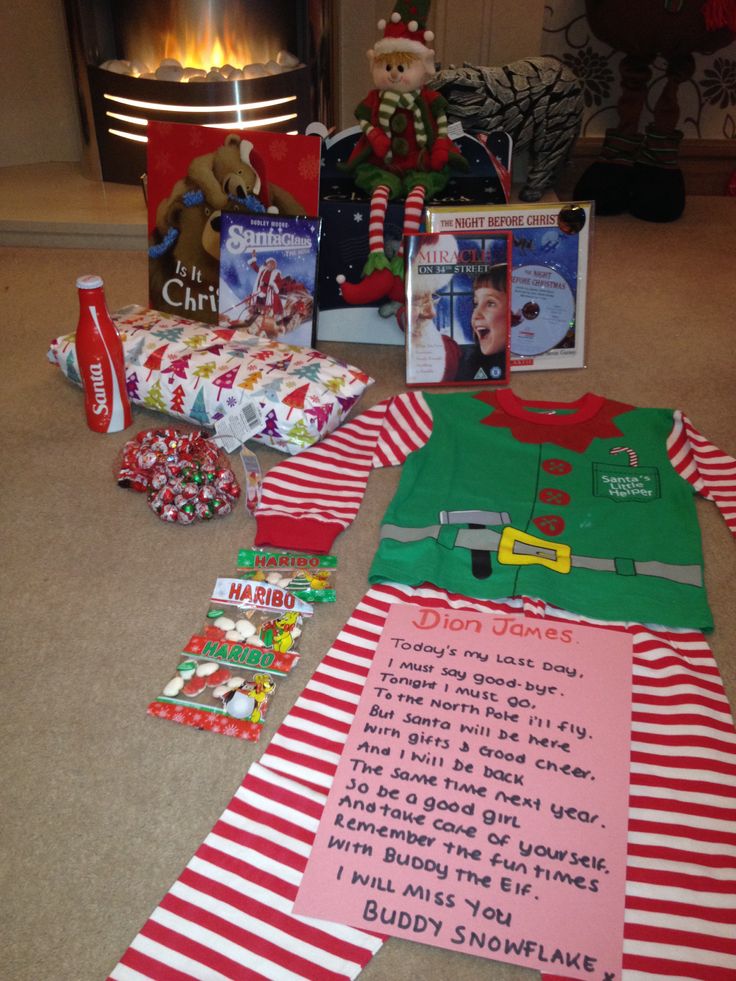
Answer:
123, 2, 283, 72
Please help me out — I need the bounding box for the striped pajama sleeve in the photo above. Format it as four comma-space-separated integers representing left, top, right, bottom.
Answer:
667, 412, 736, 538
254, 393, 433, 553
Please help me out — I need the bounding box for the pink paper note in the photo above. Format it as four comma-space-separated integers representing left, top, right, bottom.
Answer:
294, 605, 633, 979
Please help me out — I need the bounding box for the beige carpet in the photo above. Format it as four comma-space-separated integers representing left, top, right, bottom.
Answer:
1, 195, 735, 981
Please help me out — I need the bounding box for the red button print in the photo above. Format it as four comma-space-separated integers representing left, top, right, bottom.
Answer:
539, 487, 571, 506
533, 514, 566, 536
542, 458, 572, 476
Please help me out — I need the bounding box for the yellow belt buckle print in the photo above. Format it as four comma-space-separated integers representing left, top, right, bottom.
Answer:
497, 527, 572, 574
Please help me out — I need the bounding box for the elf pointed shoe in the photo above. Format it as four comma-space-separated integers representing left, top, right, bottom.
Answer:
573, 129, 644, 215
336, 267, 395, 305
387, 271, 407, 304
629, 127, 685, 223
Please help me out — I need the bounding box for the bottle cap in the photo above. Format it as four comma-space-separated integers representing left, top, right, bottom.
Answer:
76, 274, 104, 289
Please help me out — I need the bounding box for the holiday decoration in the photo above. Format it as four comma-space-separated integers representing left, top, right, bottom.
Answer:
574, 0, 736, 221
336, 0, 468, 307
116, 427, 241, 524
430, 57, 584, 202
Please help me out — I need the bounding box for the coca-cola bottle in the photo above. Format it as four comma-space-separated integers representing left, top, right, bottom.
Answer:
75, 275, 132, 433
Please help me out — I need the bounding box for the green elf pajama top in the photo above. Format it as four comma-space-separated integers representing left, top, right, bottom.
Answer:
254, 389, 736, 630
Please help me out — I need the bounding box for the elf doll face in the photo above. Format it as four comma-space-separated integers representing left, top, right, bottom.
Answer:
371, 52, 432, 94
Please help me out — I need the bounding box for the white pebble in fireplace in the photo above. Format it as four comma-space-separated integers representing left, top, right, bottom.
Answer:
100, 49, 302, 83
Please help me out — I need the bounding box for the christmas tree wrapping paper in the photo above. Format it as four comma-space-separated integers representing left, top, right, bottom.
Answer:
48, 306, 374, 455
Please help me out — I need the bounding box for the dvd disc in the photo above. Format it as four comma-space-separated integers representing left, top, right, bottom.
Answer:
510, 264, 575, 356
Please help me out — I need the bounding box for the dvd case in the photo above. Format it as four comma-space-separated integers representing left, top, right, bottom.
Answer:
404, 231, 512, 387
218, 213, 322, 347
426, 202, 593, 371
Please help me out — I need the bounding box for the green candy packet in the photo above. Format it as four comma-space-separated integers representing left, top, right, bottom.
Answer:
236, 549, 337, 603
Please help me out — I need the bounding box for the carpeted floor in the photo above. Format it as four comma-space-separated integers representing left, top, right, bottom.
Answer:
1, 195, 734, 981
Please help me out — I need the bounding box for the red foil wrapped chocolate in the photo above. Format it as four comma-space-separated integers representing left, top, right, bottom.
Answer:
117, 428, 241, 524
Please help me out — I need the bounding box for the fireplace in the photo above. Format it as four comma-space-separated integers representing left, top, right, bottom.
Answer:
63, 0, 336, 185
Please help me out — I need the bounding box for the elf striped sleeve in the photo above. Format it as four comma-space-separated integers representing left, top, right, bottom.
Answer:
667, 412, 736, 539
254, 392, 433, 554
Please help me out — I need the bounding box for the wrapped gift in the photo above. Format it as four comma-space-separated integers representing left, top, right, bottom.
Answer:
48, 305, 373, 455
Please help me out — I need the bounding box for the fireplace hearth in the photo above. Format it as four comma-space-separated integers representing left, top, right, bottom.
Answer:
63, 0, 335, 185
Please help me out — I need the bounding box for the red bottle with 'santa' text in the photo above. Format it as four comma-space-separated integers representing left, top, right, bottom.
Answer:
75, 275, 132, 433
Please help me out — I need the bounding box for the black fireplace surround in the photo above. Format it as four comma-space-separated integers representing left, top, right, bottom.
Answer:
63, 0, 336, 184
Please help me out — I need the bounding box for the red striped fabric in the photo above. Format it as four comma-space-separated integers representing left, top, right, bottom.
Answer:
667, 412, 736, 538
111, 584, 736, 979
111, 397, 736, 979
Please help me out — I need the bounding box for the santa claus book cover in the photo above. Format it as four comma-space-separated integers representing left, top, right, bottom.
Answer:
146, 121, 322, 325
218, 213, 322, 346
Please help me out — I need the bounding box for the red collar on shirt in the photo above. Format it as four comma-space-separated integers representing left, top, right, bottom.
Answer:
474, 390, 635, 452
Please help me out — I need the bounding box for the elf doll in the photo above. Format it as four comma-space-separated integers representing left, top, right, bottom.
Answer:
337, 0, 467, 307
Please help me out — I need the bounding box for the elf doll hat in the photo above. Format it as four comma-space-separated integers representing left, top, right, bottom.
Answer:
373, 0, 435, 66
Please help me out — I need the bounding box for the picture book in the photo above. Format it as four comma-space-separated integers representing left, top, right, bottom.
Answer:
146, 121, 322, 325
426, 202, 593, 371
218, 213, 321, 347
404, 230, 512, 387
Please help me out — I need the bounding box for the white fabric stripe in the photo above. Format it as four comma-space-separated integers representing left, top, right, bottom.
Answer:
269, 732, 342, 766
204, 832, 303, 886
276, 715, 351, 744
630, 740, 736, 767
321, 649, 374, 669
263, 486, 366, 506
108, 964, 154, 981
188, 854, 381, 953
128, 932, 232, 980
626, 853, 736, 879
628, 828, 736, 856
631, 702, 734, 723
622, 936, 736, 969
625, 877, 736, 908
260, 754, 334, 789
169, 880, 365, 977
306, 679, 362, 705
150, 905, 312, 981
624, 906, 736, 940
333, 634, 381, 654
625, 782, 736, 809
265, 474, 366, 496
632, 682, 729, 700
233, 782, 321, 834
628, 807, 736, 834
292, 694, 356, 725
219, 811, 313, 859
632, 721, 736, 743
248, 761, 329, 805
631, 662, 721, 681
631, 629, 706, 644
630, 759, 736, 784
311, 663, 368, 686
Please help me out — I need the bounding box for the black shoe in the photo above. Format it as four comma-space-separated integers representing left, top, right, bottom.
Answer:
574, 161, 635, 216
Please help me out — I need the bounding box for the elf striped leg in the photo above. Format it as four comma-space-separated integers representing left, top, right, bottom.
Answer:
337, 184, 395, 306
386, 184, 427, 303
399, 184, 427, 259
368, 183, 390, 256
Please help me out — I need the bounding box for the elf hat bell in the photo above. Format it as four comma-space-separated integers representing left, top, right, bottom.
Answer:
374, 1, 435, 60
